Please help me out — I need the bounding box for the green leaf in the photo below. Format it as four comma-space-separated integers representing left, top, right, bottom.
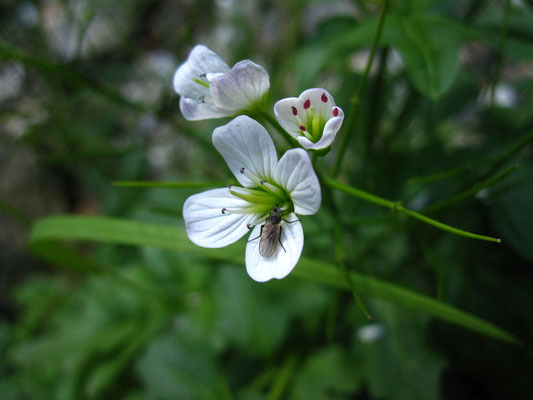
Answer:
490, 185, 533, 262
29, 215, 518, 344
136, 331, 219, 400
383, 14, 462, 99
212, 267, 291, 356
353, 300, 446, 400
290, 346, 361, 400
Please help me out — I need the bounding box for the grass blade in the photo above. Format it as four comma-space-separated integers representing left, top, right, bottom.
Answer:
29, 215, 517, 344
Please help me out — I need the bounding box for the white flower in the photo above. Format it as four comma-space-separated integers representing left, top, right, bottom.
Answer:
173, 45, 270, 121
274, 88, 344, 150
183, 116, 321, 282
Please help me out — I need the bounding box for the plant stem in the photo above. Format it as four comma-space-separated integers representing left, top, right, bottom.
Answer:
409, 128, 533, 184
331, 0, 391, 177
318, 171, 371, 318
491, 0, 511, 107
422, 164, 518, 214
266, 355, 298, 400
112, 180, 229, 188
0, 198, 32, 227
324, 178, 501, 243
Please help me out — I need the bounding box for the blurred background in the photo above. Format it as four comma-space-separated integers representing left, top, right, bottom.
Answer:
1, 0, 533, 399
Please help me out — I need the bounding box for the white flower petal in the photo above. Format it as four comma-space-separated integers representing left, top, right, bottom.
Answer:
212, 116, 278, 187
179, 97, 233, 121
245, 213, 303, 282
273, 149, 321, 215
183, 188, 256, 248
298, 88, 336, 118
321, 108, 344, 138
273, 97, 302, 138
173, 45, 230, 99
210, 60, 270, 112
296, 134, 330, 150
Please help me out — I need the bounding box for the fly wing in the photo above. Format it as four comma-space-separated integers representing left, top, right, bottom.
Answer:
259, 223, 281, 258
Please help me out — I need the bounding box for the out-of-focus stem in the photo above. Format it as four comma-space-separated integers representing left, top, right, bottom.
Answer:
331, 0, 391, 178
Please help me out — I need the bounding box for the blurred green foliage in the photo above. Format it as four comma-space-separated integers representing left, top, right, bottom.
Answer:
1, 0, 533, 399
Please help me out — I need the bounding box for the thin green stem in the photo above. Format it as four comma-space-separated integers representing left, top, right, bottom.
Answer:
324, 178, 501, 243
409, 128, 533, 185
112, 180, 230, 188
0, 198, 32, 227
332, 0, 390, 177
318, 171, 371, 319
260, 112, 298, 148
0, 39, 147, 113
423, 164, 518, 214
266, 355, 298, 400
491, 0, 511, 107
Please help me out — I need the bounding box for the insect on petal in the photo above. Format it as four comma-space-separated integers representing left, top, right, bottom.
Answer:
245, 213, 303, 282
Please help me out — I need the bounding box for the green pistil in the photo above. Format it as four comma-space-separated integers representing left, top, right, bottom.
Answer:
193, 78, 210, 88
311, 107, 320, 141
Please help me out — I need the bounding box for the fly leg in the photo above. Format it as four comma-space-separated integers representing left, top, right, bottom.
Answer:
279, 226, 287, 253
248, 224, 264, 242
282, 218, 300, 224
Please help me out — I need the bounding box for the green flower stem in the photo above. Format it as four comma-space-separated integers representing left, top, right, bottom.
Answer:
324, 177, 501, 243
0, 198, 32, 227
112, 180, 229, 188
422, 164, 518, 214
260, 112, 299, 148
409, 128, 533, 185
331, 0, 391, 178
266, 354, 299, 400
0, 39, 147, 113
491, 0, 511, 107
318, 169, 371, 319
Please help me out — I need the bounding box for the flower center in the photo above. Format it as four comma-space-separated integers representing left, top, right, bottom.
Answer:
291, 96, 337, 143
219, 167, 293, 228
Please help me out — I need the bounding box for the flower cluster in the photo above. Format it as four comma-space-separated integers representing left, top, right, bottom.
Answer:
174, 45, 345, 281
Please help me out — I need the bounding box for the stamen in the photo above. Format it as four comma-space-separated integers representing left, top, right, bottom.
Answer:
333, 107, 339, 117
193, 78, 210, 88
199, 95, 205, 103
291, 106, 298, 116
227, 184, 232, 189
321, 93, 328, 102
299, 125, 306, 131
230, 190, 274, 205
260, 181, 285, 197
230, 186, 269, 197
221, 208, 227, 214
238, 167, 287, 201
221, 207, 259, 215
301, 129, 315, 141
303, 99, 311, 109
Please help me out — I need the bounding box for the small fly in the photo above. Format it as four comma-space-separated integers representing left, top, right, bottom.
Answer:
248, 206, 299, 258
